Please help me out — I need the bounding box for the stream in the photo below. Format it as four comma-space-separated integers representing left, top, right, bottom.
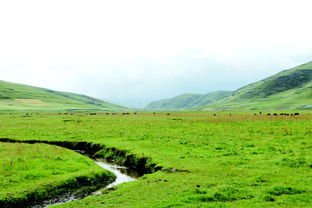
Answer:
0, 139, 144, 208
32, 158, 137, 208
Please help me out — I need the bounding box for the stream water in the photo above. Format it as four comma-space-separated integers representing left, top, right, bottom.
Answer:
32, 160, 137, 208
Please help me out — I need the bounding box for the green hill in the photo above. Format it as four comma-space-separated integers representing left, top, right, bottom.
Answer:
0, 80, 127, 112
197, 61, 312, 111
145, 91, 232, 111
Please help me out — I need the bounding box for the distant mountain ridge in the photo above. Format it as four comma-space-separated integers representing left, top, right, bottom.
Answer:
3, 61, 311, 112
196, 61, 312, 110
0, 80, 127, 112
145, 91, 232, 110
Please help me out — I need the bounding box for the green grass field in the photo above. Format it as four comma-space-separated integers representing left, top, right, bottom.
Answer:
0, 112, 311, 207
0, 142, 115, 207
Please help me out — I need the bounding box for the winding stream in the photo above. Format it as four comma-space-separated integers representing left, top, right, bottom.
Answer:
94, 161, 137, 190
32, 158, 137, 207
0, 139, 147, 208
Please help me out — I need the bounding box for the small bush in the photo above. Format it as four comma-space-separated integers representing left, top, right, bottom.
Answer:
192, 187, 253, 203
262, 195, 275, 202
276, 157, 306, 168
268, 186, 305, 196
255, 176, 267, 183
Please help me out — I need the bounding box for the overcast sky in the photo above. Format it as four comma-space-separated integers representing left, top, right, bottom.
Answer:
1, 0, 312, 107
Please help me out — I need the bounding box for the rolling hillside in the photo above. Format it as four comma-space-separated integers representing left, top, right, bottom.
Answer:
197, 61, 312, 111
0, 80, 127, 112
145, 91, 232, 110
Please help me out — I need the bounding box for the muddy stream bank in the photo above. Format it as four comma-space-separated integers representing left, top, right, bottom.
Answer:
32, 160, 137, 208
0, 138, 162, 208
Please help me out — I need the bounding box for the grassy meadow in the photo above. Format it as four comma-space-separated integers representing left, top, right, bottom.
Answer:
196, 63, 312, 111
0, 142, 115, 207
0, 112, 311, 207
0, 80, 127, 113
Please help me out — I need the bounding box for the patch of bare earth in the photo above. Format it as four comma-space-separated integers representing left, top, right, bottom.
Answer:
15, 99, 52, 106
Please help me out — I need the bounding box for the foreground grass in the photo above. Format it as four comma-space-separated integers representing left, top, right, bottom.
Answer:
0, 143, 115, 207
0, 112, 311, 207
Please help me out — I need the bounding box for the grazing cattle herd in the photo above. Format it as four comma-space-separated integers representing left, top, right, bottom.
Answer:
267, 112, 299, 116
21, 112, 301, 117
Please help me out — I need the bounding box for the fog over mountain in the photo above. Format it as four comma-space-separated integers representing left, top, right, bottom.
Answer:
1, 0, 312, 107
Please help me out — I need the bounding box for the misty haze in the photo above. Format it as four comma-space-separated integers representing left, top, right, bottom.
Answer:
0, 1, 311, 208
